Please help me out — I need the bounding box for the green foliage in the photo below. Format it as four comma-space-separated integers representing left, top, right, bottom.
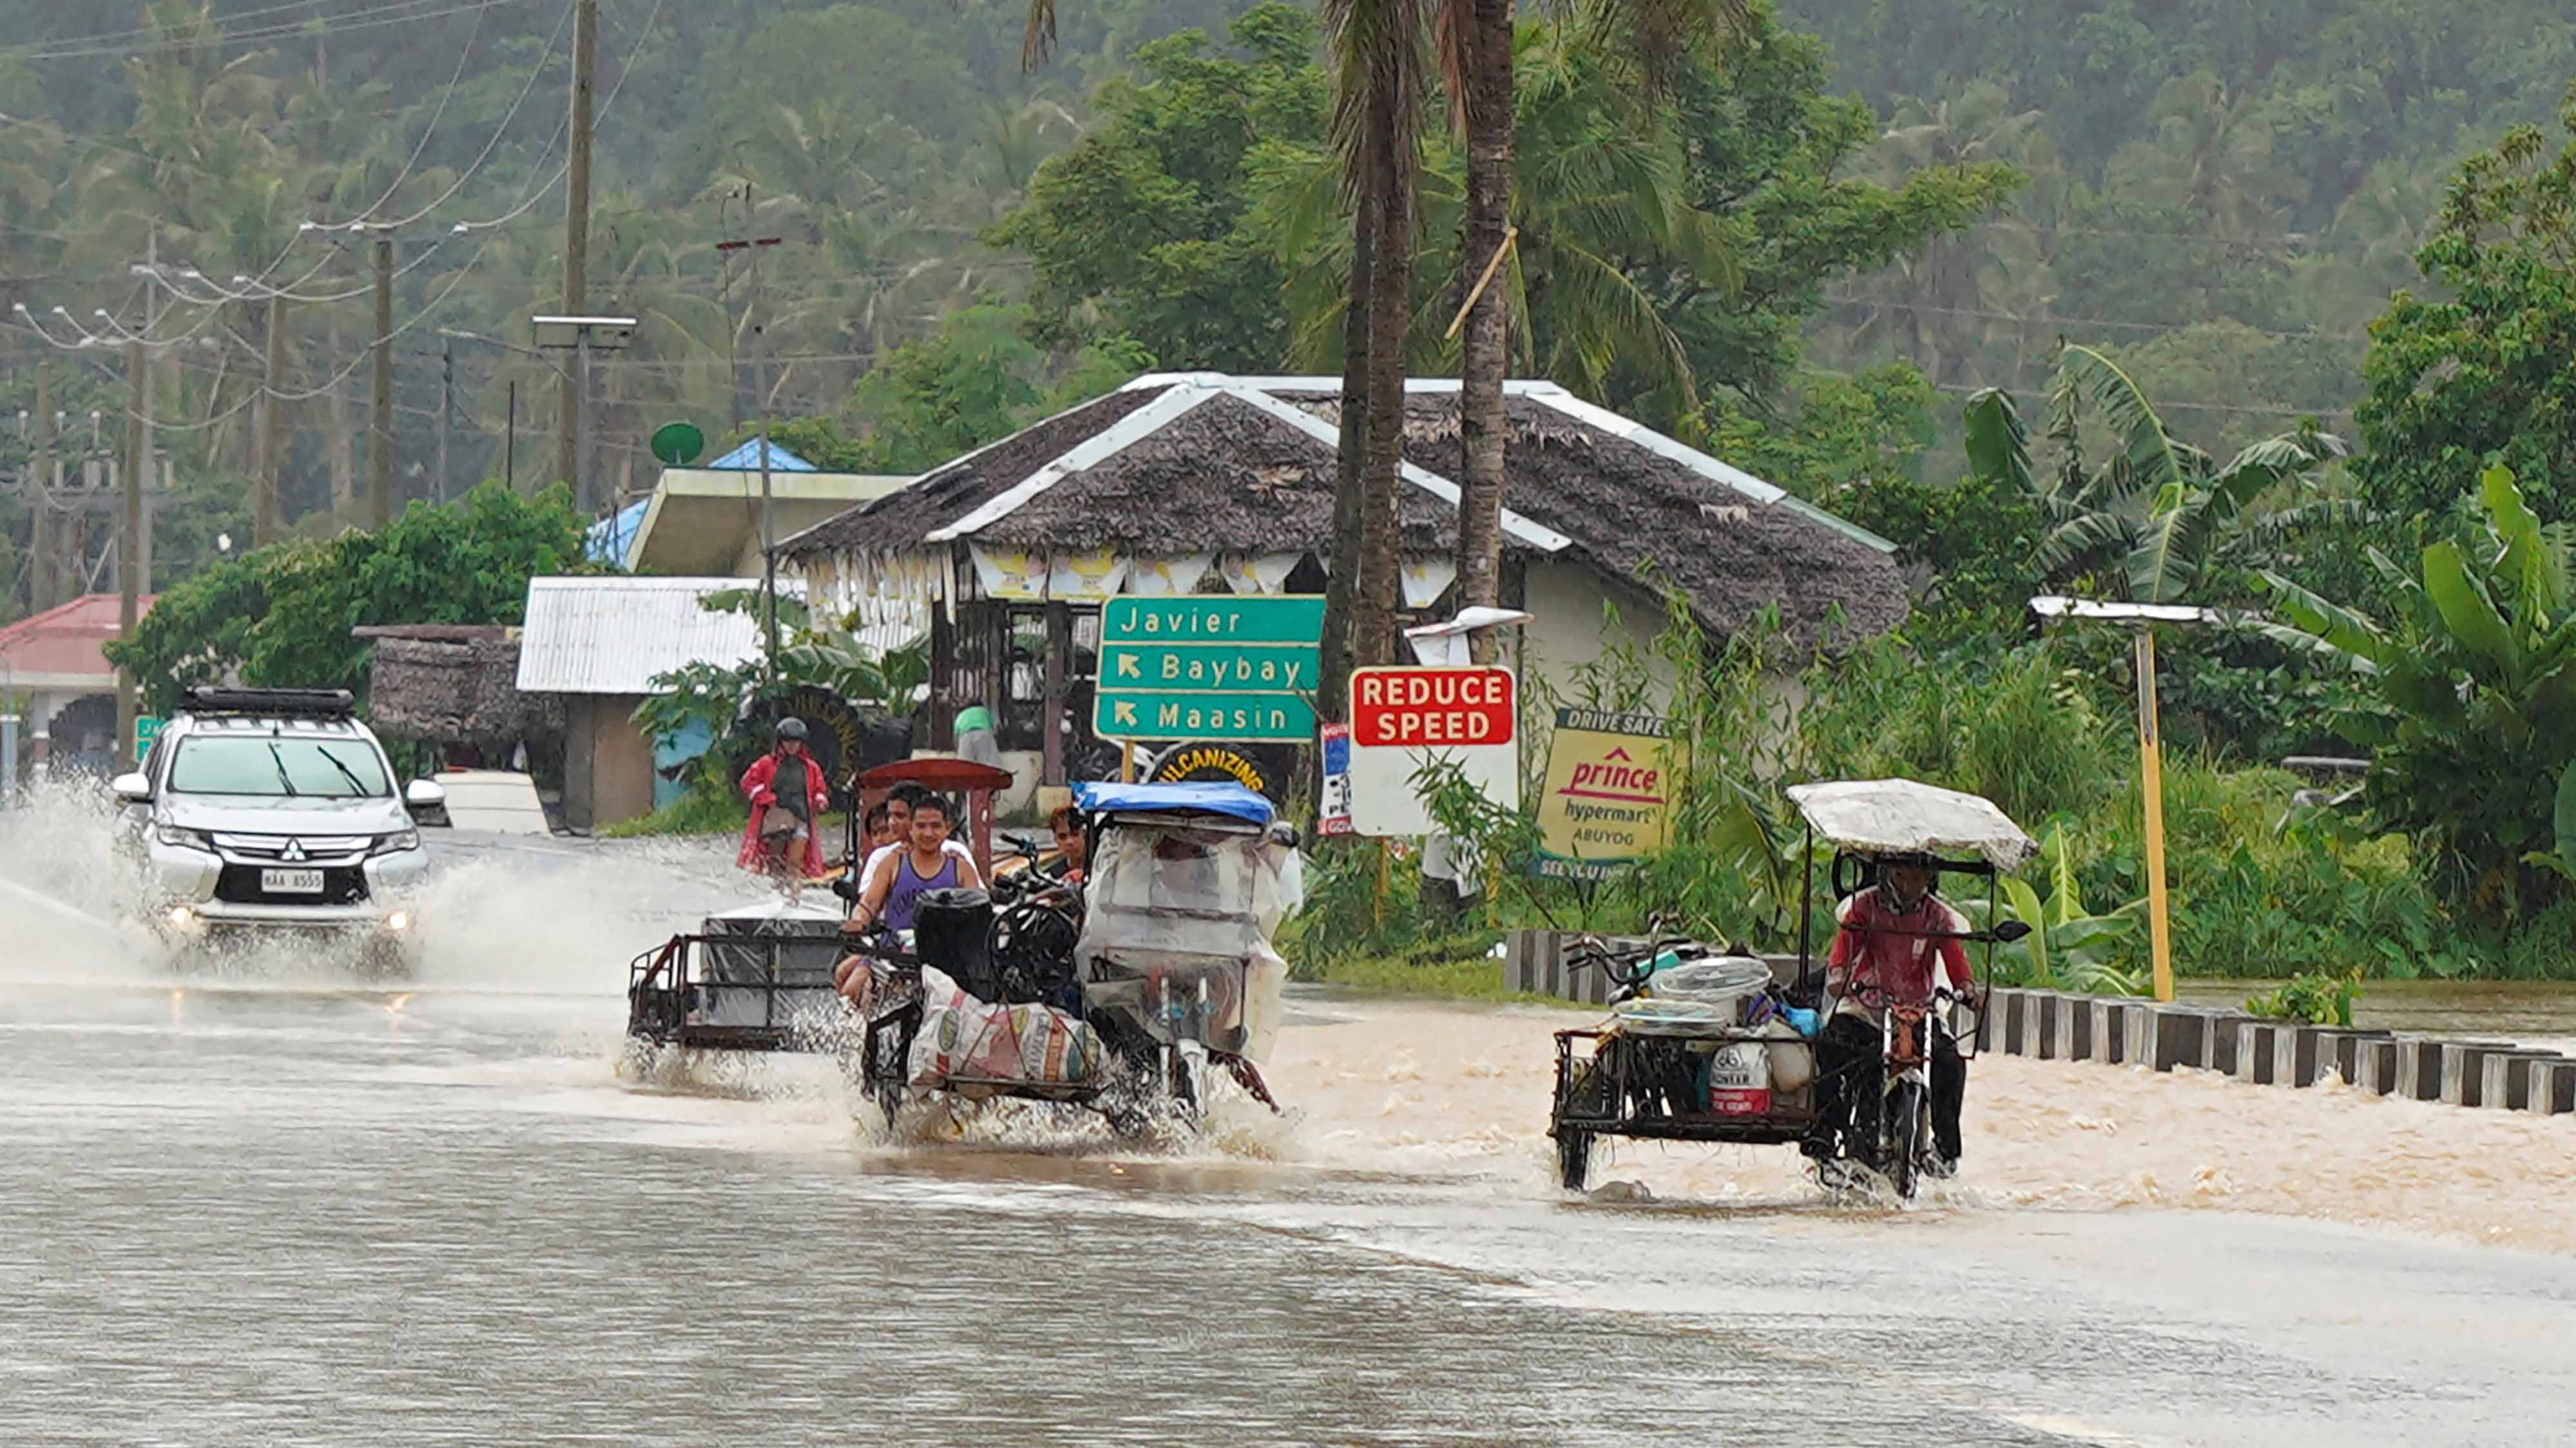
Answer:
1981, 827, 2145, 996
2355, 84, 2576, 523
1965, 345, 2347, 604
1000, 2, 2014, 426
629, 590, 927, 752
595, 784, 751, 840
2244, 971, 2362, 1027
2261, 465, 2576, 924
102, 483, 589, 717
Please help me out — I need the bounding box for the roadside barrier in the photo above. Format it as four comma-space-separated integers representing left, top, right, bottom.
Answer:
1498, 932, 2573, 1116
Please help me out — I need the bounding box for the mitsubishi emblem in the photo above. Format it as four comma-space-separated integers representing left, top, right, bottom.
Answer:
282, 838, 307, 862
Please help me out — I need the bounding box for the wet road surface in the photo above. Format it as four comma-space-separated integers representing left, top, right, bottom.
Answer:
4, 816, 2573, 1445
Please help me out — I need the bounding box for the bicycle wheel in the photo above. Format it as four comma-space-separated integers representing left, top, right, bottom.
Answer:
1555, 1128, 1594, 1192
1889, 1080, 1923, 1200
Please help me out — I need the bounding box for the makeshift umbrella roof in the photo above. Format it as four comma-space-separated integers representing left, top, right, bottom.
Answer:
1783, 778, 2039, 871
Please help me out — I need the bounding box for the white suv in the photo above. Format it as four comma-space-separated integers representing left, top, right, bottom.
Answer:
113, 688, 445, 969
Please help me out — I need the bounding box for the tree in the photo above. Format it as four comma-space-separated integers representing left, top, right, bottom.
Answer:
2355, 83, 2576, 523
2261, 467, 2576, 923
1963, 344, 2346, 604
104, 483, 589, 715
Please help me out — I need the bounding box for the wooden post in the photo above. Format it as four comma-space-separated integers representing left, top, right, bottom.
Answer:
255, 293, 285, 544
555, 0, 596, 494
2135, 628, 2175, 1001
369, 231, 393, 527
28, 363, 51, 612
1040, 600, 1070, 786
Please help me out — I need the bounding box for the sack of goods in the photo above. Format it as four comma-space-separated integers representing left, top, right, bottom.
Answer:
908, 966, 1104, 1088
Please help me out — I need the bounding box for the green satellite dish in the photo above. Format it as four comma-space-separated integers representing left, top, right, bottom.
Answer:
649, 421, 706, 467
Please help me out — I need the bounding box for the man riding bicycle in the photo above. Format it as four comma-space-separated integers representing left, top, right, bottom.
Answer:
1802, 857, 1981, 1179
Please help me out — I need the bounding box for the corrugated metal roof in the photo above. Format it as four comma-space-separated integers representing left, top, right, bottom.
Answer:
705, 439, 817, 472
514, 576, 794, 695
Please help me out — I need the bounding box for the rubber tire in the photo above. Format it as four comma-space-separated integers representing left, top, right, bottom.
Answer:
1556, 1128, 1593, 1192
1889, 1081, 1923, 1201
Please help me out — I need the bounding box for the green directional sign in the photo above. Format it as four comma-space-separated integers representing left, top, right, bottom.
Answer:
133, 715, 163, 764
1094, 595, 1324, 741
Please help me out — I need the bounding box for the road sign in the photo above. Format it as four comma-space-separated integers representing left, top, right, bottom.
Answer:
133, 715, 163, 764
1350, 666, 1514, 748
1345, 667, 1519, 836
1094, 691, 1312, 742
1093, 596, 1323, 742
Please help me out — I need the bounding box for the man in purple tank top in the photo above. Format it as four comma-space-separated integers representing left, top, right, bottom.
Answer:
848, 793, 985, 934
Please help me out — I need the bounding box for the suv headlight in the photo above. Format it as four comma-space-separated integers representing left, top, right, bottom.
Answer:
372, 828, 422, 856
154, 823, 215, 851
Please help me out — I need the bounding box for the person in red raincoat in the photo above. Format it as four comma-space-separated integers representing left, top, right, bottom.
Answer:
736, 718, 832, 882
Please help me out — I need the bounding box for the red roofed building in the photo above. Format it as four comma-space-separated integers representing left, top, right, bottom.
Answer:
0, 593, 155, 769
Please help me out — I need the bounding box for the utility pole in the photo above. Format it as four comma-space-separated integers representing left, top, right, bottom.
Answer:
29, 363, 51, 613
504, 379, 516, 490
437, 334, 453, 502
137, 237, 157, 596
370, 229, 394, 526
718, 202, 785, 684
117, 334, 143, 767
556, 0, 597, 501
255, 293, 285, 545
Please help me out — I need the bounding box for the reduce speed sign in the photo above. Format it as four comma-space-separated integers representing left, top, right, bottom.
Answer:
1349, 666, 1515, 748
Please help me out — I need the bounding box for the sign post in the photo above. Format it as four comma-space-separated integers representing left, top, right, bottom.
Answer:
1533, 707, 1675, 878
1344, 666, 1519, 836
1092, 596, 1324, 743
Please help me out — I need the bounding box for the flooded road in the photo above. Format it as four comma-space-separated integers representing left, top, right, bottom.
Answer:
6, 810, 2576, 1445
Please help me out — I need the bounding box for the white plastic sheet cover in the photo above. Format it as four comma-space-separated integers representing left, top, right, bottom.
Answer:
1783, 778, 2038, 870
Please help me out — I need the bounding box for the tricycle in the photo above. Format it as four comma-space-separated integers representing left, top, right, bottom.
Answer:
1548, 777, 2035, 1198
841, 780, 1300, 1135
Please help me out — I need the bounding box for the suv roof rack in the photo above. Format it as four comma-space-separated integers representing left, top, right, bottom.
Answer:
182, 686, 356, 719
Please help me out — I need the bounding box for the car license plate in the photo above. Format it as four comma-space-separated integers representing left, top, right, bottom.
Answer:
261, 868, 325, 894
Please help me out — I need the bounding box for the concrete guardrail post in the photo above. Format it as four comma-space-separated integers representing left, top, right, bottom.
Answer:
2392, 1038, 2450, 1101
2436, 1041, 2524, 1108
2349, 1036, 2400, 1096
2039, 993, 2093, 1061
2088, 999, 2128, 1065
2479, 1052, 2566, 1113
2268, 1024, 2321, 1086
2524, 1058, 2576, 1116
2123, 1003, 2208, 1072
2233, 1021, 2280, 1085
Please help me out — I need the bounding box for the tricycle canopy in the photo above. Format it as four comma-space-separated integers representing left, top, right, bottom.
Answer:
1783, 778, 2038, 872
1073, 780, 1275, 826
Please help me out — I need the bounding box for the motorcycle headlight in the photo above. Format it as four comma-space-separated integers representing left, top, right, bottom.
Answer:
154, 823, 215, 851
372, 828, 421, 856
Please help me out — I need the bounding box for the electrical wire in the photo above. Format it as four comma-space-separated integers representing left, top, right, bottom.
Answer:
305, 0, 495, 231
364, 0, 575, 231
10, 0, 546, 64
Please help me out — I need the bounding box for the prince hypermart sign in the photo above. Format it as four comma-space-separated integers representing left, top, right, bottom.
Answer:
1344, 666, 1519, 837
1534, 706, 1675, 879
1092, 596, 1323, 742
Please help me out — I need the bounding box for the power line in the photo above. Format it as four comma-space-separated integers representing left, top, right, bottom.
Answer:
1925, 379, 2352, 420
305, 0, 497, 231
1823, 293, 2368, 345
363, 0, 575, 231
10, 0, 547, 64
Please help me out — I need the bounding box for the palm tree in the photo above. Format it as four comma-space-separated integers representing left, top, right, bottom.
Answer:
1964, 343, 2347, 603
1444, 0, 1743, 651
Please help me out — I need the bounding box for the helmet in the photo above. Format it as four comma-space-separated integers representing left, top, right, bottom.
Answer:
775, 717, 809, 742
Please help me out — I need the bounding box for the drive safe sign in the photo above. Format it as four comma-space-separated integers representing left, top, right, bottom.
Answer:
1349, 666, 1516, 748
1343, 666, 1521, 836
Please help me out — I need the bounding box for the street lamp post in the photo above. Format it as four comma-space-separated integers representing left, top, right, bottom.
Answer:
2030, 595, 2219, 1003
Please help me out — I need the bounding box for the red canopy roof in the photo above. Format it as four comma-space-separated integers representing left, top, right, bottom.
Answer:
0, 594, 155, 688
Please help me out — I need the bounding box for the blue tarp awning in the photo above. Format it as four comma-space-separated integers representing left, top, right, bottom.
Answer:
1073, 780, 1276, 826
705, 439, 817, 472
584, 499, 648, 568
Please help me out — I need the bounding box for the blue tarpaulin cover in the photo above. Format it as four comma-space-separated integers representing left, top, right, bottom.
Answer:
1073, 780, 1276, 826
584, 499, 648, 568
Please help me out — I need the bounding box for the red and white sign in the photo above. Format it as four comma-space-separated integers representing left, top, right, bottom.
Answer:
1344, 667, 1521, 838
1350, 667, 1515, 748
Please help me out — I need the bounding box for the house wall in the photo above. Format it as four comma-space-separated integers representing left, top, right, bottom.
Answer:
1514, 557, 1678, 706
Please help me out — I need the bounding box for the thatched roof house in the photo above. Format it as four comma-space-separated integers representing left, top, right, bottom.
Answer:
357, 624, 562, 753
777, 372, 1907, 783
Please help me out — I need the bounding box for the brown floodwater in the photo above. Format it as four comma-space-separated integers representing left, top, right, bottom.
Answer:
6, 796, 2575, 1446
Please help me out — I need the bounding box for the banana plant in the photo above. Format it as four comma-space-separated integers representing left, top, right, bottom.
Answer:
1963, 344, 2347, 603
2260, 465, 2576, 920
1977, 825, 2146, 995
